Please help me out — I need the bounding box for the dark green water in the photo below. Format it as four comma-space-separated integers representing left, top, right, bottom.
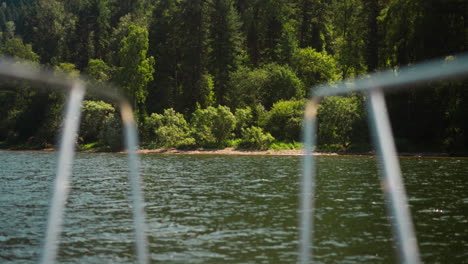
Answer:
0, 151, 467, 263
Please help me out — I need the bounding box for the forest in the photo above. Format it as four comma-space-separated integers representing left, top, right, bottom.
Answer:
0, 0, 466, 154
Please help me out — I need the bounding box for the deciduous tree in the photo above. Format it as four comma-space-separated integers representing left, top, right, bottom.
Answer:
117, 24, 155, 118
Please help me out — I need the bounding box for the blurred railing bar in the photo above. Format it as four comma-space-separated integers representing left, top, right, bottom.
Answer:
366, 88, 420, 264
300, 53, 468, 264
41, 82, 85, 264
313, 53, 468, 98
0, 59, 149, 264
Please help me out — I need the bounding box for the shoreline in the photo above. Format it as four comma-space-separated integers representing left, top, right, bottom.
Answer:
135, 148, 452, 157
136, 148, 310, 156
0, 147, 453, 157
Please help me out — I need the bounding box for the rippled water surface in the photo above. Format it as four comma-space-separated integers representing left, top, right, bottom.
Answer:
1, 151, 467, 263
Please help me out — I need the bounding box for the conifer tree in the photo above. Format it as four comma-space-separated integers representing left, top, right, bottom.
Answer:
147, 0, 180, 113
208, 0, 243, 105
25, 0, 76, 64
298, 0, 331, 52
176, 0, 210, 112
330, 0, 367, 78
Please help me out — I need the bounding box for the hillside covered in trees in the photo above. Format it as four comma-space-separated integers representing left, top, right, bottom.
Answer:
0, 0, 466, 153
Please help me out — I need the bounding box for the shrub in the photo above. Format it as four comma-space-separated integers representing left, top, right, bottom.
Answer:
212, 105, 237, 143
227, 66, 268, 109
317, 95, 364, 151
270, 141, 302, 150
292, 47, 338, 89
234, 106, 253, 137
263, 100, 305, 142
86, 59, 113, 82
0, 37, 40, 62
143, 108, 191, 148
98, 114, 123, 151
54, 62, 80, 79
190, 105, 236, 147
260, 63, 305, 109
191, 106, 217, 145
175, 137, 197, 150
227, 64, 304, 109
239, 126, 274, 150
80, 100, 115, 143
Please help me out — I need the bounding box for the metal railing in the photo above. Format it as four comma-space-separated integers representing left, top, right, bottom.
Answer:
299, 53, 468, 264
0, 60, 149, 264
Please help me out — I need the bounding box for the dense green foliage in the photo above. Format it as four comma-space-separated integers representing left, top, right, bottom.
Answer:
263, 100, 305, 142
80, 100, 115, 143
0, 0, 466, 153
317, 95, 365, 152
98, 113, 122, 151
190, 105, 237, 147
239, 126, 274, 150
143, 108, 192, 148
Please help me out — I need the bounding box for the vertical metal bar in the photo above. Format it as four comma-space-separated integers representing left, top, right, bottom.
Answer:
366, 88, 421, 264
41, 82, 86, 264
299, 99, 319, 264
121, 101, 149, 264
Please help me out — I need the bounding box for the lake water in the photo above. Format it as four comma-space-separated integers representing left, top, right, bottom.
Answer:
0, 151, 467, 263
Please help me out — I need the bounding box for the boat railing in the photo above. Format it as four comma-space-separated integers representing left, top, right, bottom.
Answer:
0, 59, 149, 264
299, 53, 468, 264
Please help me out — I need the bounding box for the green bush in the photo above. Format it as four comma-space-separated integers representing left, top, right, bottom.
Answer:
98, 114, 123, 151
317, 95, 364, 151
234, 106, 254, 137
239, 126, 274, 150
269, 141, 302, 150
54, 62, 80, 79
80, 100, 115, 143
260, 63, 305, 109
86, 59, 113, 82
143, 108, 192, 148
191, 107, 217, 145
191, 105, 236, 147
0, 37, 40, 62
227, 66, 269, 109
292, 47, 338, 89
227, 64, 304, 109
0, 84, 63, 148
225, 138, 242, 148
175, 137, 197, 150
263, 100, 305, 142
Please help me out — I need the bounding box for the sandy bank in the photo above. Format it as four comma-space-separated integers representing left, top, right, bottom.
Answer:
2, 148, 451, 157
136, 148, 337, 156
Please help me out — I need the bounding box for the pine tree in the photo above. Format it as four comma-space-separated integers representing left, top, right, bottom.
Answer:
95, 0, 112, 59
147, 0, 180, 113
298, 0, 331, 52
208, 0, 243, 105
364, 0, 379, 72
25, 0, 76, 64
175, 0, 210, 112
330, 0, 367, 78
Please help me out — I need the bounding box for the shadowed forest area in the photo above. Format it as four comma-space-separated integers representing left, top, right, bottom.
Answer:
0, 0, 466, 154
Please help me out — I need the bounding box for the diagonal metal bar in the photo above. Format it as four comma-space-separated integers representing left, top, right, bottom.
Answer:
121, 101, 149, 264
299, 99, 320, 264
40, 82, 86, 264
366, 88, 421, 264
